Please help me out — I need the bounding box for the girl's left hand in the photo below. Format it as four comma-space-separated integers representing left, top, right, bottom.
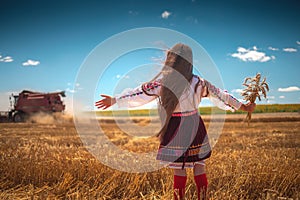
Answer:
95, 95, 116, 110
240, 102, 256, 112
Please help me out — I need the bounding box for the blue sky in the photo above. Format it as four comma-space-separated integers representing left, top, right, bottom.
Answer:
0, 0, 299, 111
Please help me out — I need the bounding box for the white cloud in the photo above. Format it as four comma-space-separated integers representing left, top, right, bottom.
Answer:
237, 47, 247, 53
22, 59, 40, 66
4, 57, 13, 62
279, 96, 285, 99
268, 47, 279, 51
283, 48, 297, 52
278, 86, 300, 92
296, 41, 300, 45
0, 55, 14, 63
161, 11, 171, 19
231, 89, 243, 93
66, 88, 76, 93
231, 46, 274, 62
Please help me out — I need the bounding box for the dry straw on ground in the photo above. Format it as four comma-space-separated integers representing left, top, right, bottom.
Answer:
0, 114, 299, 199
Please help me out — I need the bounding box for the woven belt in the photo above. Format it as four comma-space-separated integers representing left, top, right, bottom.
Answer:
171, 110, 198, 117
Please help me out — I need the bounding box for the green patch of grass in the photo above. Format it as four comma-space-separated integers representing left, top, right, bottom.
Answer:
95, 104, 300, 117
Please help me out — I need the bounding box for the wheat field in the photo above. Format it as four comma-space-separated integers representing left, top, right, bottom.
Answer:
0, 113, 299, 200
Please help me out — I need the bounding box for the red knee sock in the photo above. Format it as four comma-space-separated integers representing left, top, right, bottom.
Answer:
194, 174, 208, 200
173, 175, 187, 200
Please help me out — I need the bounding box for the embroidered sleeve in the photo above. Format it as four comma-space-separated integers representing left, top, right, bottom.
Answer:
115, 80, 161, 108
202, 79, 242, 112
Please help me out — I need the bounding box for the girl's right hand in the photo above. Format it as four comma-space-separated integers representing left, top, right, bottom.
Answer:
95, 95, 116, 110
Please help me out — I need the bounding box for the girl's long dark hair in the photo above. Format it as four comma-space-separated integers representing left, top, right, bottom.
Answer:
144, 43, 195, 141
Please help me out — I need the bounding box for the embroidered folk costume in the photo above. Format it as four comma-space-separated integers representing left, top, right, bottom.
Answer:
116, 75, 242, 169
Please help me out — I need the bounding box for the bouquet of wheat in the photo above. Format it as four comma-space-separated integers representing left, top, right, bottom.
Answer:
241, 73, 269, 124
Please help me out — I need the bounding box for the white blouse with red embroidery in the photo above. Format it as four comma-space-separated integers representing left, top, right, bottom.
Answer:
115, 75, 242, 112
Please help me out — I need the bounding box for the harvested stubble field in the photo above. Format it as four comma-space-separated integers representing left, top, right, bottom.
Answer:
0, 113, 299, 200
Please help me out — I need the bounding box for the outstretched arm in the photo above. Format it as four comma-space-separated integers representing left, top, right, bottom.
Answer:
200, 78, 256, 112
95, 80, 161, 110
95, 95, 116, 110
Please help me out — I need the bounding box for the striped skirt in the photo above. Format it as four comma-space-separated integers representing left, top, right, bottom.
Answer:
156, 110, 211, 169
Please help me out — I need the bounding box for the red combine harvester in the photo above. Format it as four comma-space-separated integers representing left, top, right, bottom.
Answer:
0, 90, 66, 122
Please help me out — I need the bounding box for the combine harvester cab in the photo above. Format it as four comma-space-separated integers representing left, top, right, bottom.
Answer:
9, 90, 66, 122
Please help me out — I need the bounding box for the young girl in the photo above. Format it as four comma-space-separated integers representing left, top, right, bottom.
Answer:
95, 43, 255, 200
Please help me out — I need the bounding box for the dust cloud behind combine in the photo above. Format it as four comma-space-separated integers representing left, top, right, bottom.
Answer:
27, 112, 73, 124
